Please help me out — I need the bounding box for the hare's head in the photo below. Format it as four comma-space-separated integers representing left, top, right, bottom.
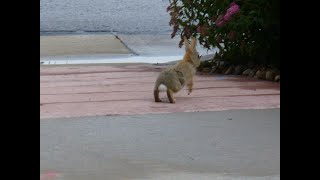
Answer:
184, 36, 201, 67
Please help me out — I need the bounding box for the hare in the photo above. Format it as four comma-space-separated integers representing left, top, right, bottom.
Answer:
154, 36, 201, 103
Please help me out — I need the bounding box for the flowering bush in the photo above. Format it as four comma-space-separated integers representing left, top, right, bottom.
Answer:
168, 0, 280, 67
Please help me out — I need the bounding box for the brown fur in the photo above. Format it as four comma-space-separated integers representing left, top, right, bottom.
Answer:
154, 36, 201, 103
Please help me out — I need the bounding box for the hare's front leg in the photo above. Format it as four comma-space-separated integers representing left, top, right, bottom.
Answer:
187, 77, 193, 95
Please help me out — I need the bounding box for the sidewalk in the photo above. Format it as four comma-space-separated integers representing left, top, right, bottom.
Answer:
40, 63, 280, 119
40, 34, 216, 64
40, 34, 131, 57
41, 109, 280, 179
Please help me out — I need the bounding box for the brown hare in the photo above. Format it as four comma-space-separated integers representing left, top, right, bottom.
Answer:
154, 36, 201, 103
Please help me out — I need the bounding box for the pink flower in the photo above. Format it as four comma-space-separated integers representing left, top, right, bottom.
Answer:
215, 2, 240, 27
223, 3, 240, 22
227, 4, 240, 15
223, 13, 232, 22
216, 20, 225, 27
230, 4, 240, 14
230, 2, 237, 7
215, 14, 225, 26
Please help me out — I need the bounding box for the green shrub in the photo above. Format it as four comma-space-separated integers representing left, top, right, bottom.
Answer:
168, 0, 280, 68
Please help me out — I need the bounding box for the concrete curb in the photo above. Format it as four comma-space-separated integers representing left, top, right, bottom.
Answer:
40, 34, 217, 65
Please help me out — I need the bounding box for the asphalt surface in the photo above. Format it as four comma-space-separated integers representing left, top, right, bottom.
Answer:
40, 109, 280, 180
40, 0, 171, 34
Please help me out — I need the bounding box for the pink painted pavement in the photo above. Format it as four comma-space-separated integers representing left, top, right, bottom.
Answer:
40, 64, 280, 119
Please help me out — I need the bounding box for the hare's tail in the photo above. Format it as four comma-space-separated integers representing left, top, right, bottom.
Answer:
154, 83, 167, 102
158, 84, 167, 92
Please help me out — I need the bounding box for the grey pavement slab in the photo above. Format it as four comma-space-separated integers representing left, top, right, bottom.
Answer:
40, 109, 280, 179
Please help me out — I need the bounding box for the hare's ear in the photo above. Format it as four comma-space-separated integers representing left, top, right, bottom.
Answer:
191, 37, 197, 49
184, 36, 191, 51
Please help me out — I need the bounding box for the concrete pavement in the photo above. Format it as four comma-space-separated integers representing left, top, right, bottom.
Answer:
40, 63, 280, 179
40, 34, 280, 180
40, 63, 280, 119
40, 109, 280, 180
40, 34, 217, 64
40, 34, 131, 57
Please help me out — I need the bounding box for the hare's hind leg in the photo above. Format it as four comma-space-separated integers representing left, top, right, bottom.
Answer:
187, 79, 193, 95
154, 89, 162, 102
167, 89, 176, 103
